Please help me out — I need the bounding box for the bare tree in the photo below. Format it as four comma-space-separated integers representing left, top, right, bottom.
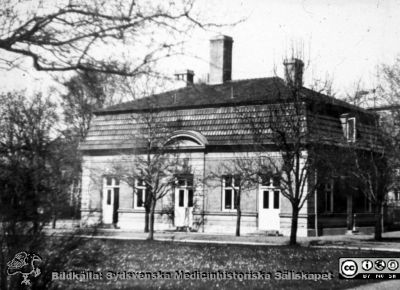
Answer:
345, 129, 394, 240
0, 0, 212, 76
112, 99, 188, 239
249, 97, 334, 245
207, 156, 260, 237
377, 58, 400, 140
222, 63, 339, 245
342, 61, 400, 240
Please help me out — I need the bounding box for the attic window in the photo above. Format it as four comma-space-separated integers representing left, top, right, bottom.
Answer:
346, 117, 356, 142
340, 114, 356, 143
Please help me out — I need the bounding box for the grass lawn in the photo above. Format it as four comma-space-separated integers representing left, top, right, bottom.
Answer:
47, 239, 396, 290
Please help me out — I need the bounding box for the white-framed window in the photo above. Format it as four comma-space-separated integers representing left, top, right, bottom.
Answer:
324, 180, 334, 213
133, 179, 147, 209
103, 176, 120, 205
395, 191, 400, 201
260, 175, 280, 209
346, 117, 356, 142
222, 175, 240, 210
176, 176, 194, 208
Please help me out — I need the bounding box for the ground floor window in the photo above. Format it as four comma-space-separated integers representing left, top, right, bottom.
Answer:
134, 179, 147, 209
104, 177, 120, 199
222, 175, 240, 210
260, 175, 280, 209
395, 190, 400, 201
176, 175, 194, 208
273, 190, 280, 209
324, 180, 334, 213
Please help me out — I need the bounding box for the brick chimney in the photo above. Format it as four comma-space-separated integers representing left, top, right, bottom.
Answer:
283, 58, 304, 88
209, 35, 233, 85
174, 70, 194, 86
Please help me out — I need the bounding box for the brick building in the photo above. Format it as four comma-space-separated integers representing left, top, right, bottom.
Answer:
79, 36, 380, 236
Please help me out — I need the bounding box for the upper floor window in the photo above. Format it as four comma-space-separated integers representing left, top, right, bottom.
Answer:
222, 175, 240, 210
340, 114, 357, 143
346, 117, 356, 142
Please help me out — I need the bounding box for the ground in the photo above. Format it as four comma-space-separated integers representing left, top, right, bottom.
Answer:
36, 238, 398, 290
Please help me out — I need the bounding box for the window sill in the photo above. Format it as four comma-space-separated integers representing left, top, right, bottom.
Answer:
132, 207, 146, 211
222, 209, 238, 212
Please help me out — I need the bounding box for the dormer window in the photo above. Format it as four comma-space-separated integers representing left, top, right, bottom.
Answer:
340, 113, 356, 143
346, 117, 356, 142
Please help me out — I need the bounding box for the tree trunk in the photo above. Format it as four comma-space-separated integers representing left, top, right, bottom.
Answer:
52, 211, 57, 229
236, 208, 241, 237
289, 204, 299, 245
235, 188, 241, 237
144, 209, 149, 233
346, 189, 353, 231
147, 202, 156, 240
374, 203, 382, 240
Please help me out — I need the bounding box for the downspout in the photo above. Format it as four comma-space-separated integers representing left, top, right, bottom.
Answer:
314, 170, 318, 237
202, 150, 206, 232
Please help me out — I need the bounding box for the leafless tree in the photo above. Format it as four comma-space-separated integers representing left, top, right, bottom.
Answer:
109, 80, 191, 239
345, 130, 394, 240
221, 61, 339, 245
252, 95, 336, 244
207, 156, 260, 237
0, 0, 216, 75
342, 61, 400, 240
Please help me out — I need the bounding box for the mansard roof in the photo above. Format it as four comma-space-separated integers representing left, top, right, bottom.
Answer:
96, 77, 368, 114
80, 77, 379, 152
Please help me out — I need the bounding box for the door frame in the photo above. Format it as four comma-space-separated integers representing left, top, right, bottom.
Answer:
174, 176, 194, 228
258, 178, 281, 231
102, 177, 120, 225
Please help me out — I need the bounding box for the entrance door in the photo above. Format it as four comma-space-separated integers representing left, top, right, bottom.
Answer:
102, 177, 120, 225
174, 178, 194, 228
259, 189, 280, 231
112, 188, 119, 224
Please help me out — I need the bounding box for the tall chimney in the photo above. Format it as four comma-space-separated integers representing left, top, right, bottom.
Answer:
209, 35, 233, 85
283, 58, 304, 88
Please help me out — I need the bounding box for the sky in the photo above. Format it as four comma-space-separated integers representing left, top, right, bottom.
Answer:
1, 0, 400, 98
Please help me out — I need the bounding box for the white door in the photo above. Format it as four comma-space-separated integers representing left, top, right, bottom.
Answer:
175, 188, 193, 228
259, 189, 280, 231
103, 188, 114, 224
102, 177, 120, 225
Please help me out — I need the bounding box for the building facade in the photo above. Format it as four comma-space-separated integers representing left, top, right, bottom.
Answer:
80, 36, 379, 236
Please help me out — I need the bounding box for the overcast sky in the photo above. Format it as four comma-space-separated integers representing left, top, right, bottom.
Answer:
1, 0, 400, 97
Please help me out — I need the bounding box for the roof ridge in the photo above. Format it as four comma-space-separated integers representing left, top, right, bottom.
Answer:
96, 77, 370, 115
97, 77, 283, 113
